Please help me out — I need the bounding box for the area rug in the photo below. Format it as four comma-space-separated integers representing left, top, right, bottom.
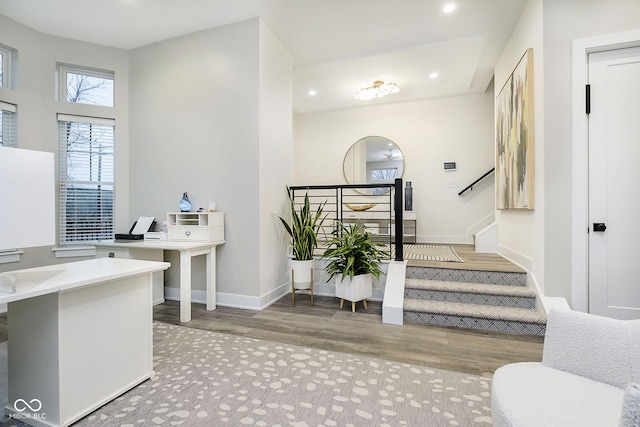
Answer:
389, 244, 464, 263
67, 322, 490, 426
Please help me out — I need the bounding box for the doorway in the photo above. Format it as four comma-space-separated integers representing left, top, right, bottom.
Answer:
587, 46, 640, 319
571, 30, 640, 317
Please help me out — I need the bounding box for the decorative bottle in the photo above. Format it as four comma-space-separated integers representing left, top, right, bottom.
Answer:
179, 192, 192, 212
405, 182, 413, 211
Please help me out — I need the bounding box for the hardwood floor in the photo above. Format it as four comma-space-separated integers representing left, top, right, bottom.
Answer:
153, 294, 543, 377
406, 244, 526, 272
0, 246, 539, 377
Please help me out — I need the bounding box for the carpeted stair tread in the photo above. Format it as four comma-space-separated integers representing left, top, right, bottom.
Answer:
405, 278, 536, 298
403, 298, 547, 324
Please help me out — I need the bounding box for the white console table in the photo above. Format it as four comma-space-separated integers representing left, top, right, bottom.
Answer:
93, 239, 224, 322
0, 258, 169, 427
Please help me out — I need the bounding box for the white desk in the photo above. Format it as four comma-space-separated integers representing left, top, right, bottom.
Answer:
93, 239, 224, 322
0, 258, 170, 427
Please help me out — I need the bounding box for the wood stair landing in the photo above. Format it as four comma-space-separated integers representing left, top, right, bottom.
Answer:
402, 249, 546, 337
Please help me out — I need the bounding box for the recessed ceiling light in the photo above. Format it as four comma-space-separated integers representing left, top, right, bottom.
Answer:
429, 72, 439, 79
308, 90, 316, 96
443, 3, 456, 13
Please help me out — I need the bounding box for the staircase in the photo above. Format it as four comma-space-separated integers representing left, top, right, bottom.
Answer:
402, 264, 546, 336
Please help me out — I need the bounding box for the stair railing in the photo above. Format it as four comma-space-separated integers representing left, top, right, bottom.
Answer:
458, 167, 495, 196
288, 179, 404, 261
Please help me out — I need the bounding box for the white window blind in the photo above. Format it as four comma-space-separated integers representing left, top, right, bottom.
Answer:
0, 101, 16, 147
58, 114, 115, 243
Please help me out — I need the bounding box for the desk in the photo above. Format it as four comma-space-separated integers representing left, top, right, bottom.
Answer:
0, 258, 169, 426
93, 240, 224, 322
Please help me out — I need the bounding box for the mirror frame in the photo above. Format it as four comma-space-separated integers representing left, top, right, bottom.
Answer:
343, 136, 404, 192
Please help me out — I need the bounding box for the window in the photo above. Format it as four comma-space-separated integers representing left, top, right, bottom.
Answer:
0, 45, 17, 90
0, 101, 16, 147
370, 168, 398, 195
58, 114, 115, 243
371, 168, 398, 182
60, 66, 114, 107
0, 46, 7, 88
0, 48, 4, 87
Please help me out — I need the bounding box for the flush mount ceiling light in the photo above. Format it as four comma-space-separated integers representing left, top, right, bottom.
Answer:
354, 80, 400, 101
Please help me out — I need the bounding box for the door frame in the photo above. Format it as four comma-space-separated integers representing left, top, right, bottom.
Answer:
571, 29, 640, 312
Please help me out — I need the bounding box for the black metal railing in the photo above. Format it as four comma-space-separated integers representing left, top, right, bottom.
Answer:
289, 179, 404, 261
458, 167, 495, 196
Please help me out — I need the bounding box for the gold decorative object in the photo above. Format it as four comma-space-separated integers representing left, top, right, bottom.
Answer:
344, 203, 377, 211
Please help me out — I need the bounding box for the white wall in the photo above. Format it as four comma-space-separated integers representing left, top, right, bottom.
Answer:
493, 0, 544, 285
294, 93, 496, 243
129, 19, 260, 298
258, 22, 294, 303
543, 0, 640, 304
494, 0, 640, 307
0, 15, 129, 272
129, 18, 293, 306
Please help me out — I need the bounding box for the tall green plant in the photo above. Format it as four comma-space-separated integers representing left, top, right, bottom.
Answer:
323, 221, 389, 281
275, 188, 327, 261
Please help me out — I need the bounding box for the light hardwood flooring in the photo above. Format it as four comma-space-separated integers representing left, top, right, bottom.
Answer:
0, 245, 539, 377
153, 294, 543, 377
406, 244, 526, 272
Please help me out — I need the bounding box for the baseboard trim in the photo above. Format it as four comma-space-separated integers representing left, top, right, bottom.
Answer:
163, 282, 383, 312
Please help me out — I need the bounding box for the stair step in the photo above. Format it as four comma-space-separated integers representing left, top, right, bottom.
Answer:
403, 299, 546, 336
404, 278, 537, 309
405, 278, 536, 296
406, 266, 526, 286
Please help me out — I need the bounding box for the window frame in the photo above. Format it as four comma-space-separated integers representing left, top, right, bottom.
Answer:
0, 45, 10, 88
370, 167, 398, 182
59, 65, 115, 107
57, 113, 116, 244
0, 101, 17, 148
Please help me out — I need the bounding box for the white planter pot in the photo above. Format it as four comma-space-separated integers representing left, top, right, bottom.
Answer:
335, 273, 372, 302
291, 259, 314, 290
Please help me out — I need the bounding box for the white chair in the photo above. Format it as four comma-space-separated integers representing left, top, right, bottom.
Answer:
492, 309, 640, 427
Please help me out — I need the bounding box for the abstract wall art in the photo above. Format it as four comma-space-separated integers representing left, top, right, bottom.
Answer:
496, 48, 535, 210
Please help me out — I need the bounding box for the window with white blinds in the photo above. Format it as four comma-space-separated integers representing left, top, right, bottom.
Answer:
58, 114, 115, 243
0, 101, 16, 147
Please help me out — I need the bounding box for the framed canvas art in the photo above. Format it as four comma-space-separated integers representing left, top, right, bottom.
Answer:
496, 48, 535, 210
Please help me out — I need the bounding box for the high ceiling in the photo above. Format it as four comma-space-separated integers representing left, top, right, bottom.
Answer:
0, 0, 525, 114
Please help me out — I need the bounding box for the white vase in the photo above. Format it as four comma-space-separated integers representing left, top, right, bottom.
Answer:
291, 259, 314, 290
335, 273, 372, 302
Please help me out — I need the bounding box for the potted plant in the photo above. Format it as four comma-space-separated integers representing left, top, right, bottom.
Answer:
322, 221, 389, 312
274, 188, 327, 304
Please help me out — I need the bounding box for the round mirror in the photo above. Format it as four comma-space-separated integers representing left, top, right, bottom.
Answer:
343, 136, 404, 193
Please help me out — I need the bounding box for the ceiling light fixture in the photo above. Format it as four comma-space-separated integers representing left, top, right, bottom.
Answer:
443, 3, 456, 13
354, 80, 400, 101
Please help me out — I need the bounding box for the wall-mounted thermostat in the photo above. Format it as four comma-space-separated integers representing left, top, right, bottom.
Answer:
444, 162, 456, 171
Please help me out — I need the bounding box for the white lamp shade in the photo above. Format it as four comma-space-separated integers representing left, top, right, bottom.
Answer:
0, 147, 55, 251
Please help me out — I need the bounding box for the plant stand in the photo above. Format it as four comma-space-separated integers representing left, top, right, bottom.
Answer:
339, 298, 368, 312
335, 273, 372, 312
291, 259, 314, 306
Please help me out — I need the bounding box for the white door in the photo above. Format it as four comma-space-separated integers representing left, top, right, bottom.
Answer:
588, 46, 640, 319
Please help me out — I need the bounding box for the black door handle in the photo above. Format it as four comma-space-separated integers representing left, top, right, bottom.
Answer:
593, 223, 607, 232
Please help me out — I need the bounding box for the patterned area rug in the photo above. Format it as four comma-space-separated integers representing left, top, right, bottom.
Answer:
69, 323, 491, 426
390, 244, 464, 262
